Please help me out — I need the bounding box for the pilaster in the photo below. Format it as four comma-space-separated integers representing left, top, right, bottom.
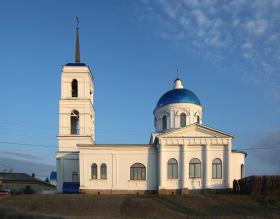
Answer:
158, 143, 165, 190
181, 145, 187, 189
203, 144, 209, 189
226, 142, 232, 188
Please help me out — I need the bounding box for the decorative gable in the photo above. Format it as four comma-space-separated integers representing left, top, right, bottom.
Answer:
156, 124, 233, 139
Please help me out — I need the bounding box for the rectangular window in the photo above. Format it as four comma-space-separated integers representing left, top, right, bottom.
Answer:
213, 165, 217, 178
168, 165, 172, 178
136, 169, 140, 179
212, 163, 222, 179
172, 165, 178, 179
131, 167, 146, 180
189, 164, 195, 178
91, 165, 97, 179
141, 169, 146, 179
195, 164, 201, 178
217, 164, 222, 178
100, 170, 106, 179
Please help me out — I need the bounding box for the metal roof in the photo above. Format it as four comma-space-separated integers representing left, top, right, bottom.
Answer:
156, 88, 201, 109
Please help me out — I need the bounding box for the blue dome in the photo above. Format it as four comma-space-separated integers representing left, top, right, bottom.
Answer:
156, 88, 201, 108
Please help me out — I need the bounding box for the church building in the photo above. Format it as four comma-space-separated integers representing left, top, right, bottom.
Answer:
56, 25, 246, 194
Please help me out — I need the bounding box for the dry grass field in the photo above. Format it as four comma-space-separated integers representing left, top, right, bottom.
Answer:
0, 193, 279, 219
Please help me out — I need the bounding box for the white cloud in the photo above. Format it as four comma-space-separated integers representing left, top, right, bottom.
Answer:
192, 9, 209, 26
140, 0, 280, 100
242, 42, 253, 49
245, 19, 268, 35
158, 0, 175, 18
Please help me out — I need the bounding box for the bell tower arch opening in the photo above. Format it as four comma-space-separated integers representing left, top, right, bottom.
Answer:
71, 79, 78, 97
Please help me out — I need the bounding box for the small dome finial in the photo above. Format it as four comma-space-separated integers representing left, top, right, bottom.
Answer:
173, 69, 184, 89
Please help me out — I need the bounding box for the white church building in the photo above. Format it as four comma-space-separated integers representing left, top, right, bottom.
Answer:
56, 25, 246, 194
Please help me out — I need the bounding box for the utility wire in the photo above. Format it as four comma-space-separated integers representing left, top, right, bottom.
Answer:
1, 140, 280, 152
0, 119, 149, 135
0, 141, 56, 148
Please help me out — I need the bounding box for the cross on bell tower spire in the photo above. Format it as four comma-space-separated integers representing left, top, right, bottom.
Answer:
176, 68, 179, 80
75, 17, 80, 63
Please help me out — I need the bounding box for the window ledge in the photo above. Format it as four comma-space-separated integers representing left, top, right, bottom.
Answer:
89, 179, 107, 181
128, 180, 146, 182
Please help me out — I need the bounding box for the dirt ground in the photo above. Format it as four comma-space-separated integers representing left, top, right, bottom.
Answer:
0, 193, 279, 219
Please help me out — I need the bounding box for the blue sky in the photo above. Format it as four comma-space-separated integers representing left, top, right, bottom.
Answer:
0, 0, 279, 178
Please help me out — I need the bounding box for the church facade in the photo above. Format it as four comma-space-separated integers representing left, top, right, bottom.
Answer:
56, 27, 246, 194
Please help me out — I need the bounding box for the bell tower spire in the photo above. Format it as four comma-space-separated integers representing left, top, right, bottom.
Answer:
75, 17, 80, 63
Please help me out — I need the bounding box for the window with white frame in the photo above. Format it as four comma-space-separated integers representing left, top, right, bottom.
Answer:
91, 163, 97, 179
100, 163, 107, 179
189, 158, 201, 178
212, 158, 222, 179
130, 163, 146, 180
180, 113, 187, 127
167, 158, 178, 179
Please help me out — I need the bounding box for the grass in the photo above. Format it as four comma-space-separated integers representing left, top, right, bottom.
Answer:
0, 193, 279, 218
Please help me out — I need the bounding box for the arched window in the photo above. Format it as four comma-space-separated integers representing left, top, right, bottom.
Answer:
100, 163, 107, 179
241, 164, 244, 179
180, 113, 187, 127
72, 171, 79, 182
130, 163, 146, 180
167, 158, 178, 179
162, 115, 167, 130
72, 79, 78, 97
91, 163, 97, 179
189, 158, 201, 178
71, 110, 80, 135
196, 115, 200, 124
212, 158, 222, 179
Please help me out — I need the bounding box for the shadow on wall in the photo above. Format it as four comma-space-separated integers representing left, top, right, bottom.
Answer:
57, 152, 79, 193
146, 146, 157, 191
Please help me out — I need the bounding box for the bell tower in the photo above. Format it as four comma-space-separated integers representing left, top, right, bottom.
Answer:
56, 18, 94, 192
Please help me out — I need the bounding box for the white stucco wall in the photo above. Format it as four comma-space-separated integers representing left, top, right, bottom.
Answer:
61, 66, 94, 103
158, 144, 227, 190
77, 139, 246, 193
58, 65, 95, 145
79, 145, 158, 192
231, 152, 246, 181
